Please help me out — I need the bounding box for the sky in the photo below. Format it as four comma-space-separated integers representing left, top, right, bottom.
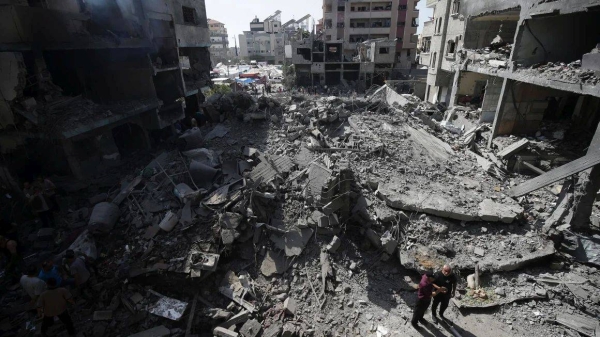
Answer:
205, 0, 434, 45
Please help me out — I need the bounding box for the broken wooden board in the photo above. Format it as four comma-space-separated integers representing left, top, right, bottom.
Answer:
497, 139, 529, 159
508, 153, 600, 197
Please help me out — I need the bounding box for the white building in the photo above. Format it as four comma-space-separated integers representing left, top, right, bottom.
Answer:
238, 11, 285, 64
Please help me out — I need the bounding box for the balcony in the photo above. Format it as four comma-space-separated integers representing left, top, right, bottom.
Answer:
347, 11, 392, 19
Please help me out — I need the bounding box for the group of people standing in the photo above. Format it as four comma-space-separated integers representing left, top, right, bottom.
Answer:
19, 250, 94, 337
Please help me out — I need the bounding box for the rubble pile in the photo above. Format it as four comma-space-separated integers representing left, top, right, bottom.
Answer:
519, 60, 600, 86
4, 85, 600, 337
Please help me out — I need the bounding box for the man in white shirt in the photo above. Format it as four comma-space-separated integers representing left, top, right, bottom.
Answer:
64, 250, 90, 287
20, 266, 47, 305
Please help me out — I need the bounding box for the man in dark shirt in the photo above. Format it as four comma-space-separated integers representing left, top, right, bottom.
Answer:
411, 273, 440, 329
432, 265, 457, 323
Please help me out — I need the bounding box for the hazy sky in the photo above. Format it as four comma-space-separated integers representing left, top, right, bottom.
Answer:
205, 0, 434, 45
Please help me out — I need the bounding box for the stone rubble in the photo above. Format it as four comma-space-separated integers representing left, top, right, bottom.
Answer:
3, 87, 600, 337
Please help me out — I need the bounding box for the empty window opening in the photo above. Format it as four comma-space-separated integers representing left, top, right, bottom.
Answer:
182, 6, 196, 25
452, 0, 460, 14
379, 47, 390, 54
447, 40, 456, 55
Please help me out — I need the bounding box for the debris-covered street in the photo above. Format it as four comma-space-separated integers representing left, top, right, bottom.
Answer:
1, 1, 600, 337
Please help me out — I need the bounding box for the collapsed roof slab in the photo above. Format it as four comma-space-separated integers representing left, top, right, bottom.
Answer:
377, 185, 524, 223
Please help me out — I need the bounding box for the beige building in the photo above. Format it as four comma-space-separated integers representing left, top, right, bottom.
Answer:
323, 0, 420, 69
208, 19, 229, 64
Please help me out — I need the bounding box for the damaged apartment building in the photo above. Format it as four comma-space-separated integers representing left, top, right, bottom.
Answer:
291, 0, 420, 87
420, 0, 600, 136
420, 0, 600, 229
0, 0, 212, 181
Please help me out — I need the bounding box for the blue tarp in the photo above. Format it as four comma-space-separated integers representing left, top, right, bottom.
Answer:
235, 78, 255, 86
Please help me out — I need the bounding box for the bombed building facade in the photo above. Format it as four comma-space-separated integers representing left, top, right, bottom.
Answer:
420, 0, 600, 136
0, 0, 212, 181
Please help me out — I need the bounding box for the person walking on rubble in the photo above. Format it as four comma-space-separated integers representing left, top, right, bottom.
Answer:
411, 273, 440, 330
431, 265, 457, 323
38, 277, 76, 337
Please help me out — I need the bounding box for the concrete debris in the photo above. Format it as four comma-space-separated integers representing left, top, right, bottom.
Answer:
8, 76, 597, 337
239, 319, 262, 337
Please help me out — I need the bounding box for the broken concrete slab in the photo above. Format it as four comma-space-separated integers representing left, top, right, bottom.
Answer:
497, 139, 529, 159
379, 187, 478, 222
220, 310, 249, 329
260, 250, 291, 277
283, 297, 297, 316
270, 228, 313, 257
378, 186, 523, 223
239, 319, 262, 337
213, 327, 239, 337
128, 325, 170, 337
478, 199, 523, 223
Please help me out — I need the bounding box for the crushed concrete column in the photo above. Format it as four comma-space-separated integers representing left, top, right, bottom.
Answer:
569, 122, 600, 230
569, 167, 600, 230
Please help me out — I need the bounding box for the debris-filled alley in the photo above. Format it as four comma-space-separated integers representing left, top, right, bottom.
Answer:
1, 1, 600, 337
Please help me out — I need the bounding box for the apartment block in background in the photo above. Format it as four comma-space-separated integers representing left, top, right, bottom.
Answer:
322, 0, 420, 69
239, 11, 285, 64
0, 0, 212, 179
208, 18, 230, 64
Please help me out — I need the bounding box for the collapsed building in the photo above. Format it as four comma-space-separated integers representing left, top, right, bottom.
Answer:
0, 0, 212, 180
